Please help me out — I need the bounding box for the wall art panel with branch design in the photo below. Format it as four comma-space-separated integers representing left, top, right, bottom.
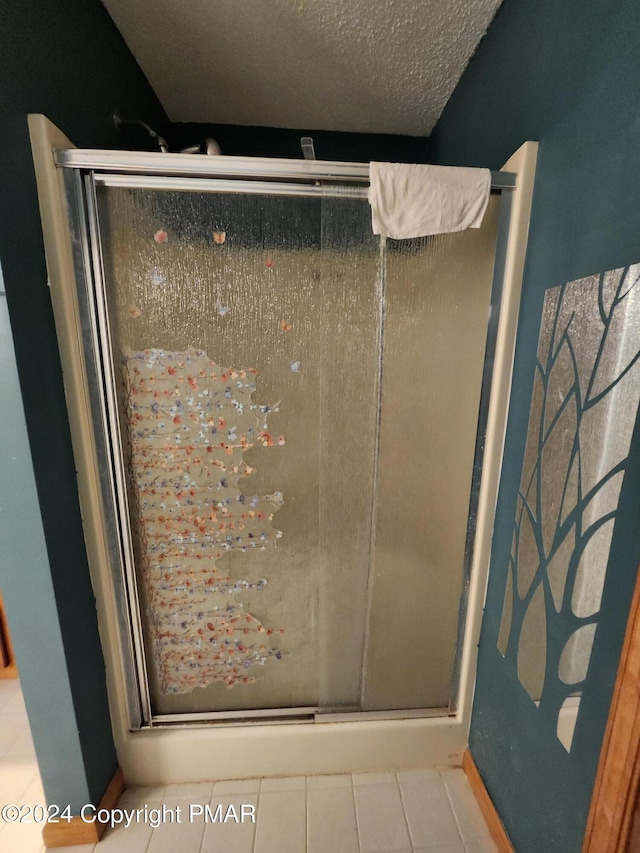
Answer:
497, 264, 640, 751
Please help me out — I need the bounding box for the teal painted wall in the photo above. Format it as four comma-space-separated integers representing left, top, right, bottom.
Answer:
0, 267, 91, 811
0, 0, 167, 806
430, 1, 640, 851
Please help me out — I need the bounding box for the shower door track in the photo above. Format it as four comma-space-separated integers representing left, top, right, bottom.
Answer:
55, 148, 515, 190
58, 151, 516, 730
150, 706, 450, 728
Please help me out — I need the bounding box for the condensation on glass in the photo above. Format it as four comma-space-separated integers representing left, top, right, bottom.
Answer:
95, 185, 500, 718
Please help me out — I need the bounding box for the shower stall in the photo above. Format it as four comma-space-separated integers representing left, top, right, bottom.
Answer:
31, 116, 536, 779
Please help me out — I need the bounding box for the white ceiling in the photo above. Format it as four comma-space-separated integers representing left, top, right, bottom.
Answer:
102, 0, 503, 136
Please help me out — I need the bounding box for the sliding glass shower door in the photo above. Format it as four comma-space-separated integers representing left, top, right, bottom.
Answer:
88, 177, 499, 722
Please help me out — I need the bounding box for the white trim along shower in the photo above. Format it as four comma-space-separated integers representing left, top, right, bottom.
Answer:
29, 114, 537, 783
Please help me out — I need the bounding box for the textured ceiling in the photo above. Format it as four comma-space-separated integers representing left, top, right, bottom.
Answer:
101, 0, 503, 136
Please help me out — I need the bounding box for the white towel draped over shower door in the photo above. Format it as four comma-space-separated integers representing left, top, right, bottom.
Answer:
368, 161, 491, 239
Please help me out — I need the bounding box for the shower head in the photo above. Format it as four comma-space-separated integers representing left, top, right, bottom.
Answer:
180, 139, 222, 156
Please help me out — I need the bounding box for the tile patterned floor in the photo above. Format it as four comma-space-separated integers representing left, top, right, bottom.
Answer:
0, 680, 497, 852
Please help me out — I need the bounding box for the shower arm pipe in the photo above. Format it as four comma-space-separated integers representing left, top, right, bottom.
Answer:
112, 112, 169, 154
53, 149, 516, 190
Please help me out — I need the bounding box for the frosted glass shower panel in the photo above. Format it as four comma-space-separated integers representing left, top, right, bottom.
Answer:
99, 188, 320, 713
362, 194, 500, 710
96, 187, 379, 715
317, 194, 382, 710
94, 180, 502, 720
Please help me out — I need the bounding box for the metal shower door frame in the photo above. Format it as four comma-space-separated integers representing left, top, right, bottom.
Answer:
56, 150, 515, 728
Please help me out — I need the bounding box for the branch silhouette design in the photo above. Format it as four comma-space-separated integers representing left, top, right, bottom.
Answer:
500, 265, 640, 746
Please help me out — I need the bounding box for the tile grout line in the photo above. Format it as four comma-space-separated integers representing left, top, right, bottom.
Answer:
137, 809, 153, 853
195, 784, 212, 853
249, 785, 259, 853
305, 775, 310, 853
439, 769, 471, 853
9, 768, 40, 807
0, 712, 29, 755
251, 783, 261, 853
247, 779, 308, 853
0, 687, 22, 716
348, 775, 362, 853
196, 795, 206, 853
394, 769, 417, 851
0, 683, 45, 853
351, 773, 373, 853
